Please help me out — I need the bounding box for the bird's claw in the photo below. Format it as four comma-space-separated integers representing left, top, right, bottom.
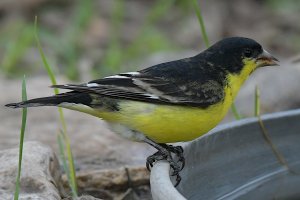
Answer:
146, 151, 166, 171
164, 145, 185, 171
146, 144, 185, 186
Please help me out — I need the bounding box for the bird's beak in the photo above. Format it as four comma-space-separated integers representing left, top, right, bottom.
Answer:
256, 49, 279, 67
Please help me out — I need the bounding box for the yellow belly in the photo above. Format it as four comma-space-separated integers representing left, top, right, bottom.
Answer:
116, 103, 226, 143
95, 88, 233, 143
63, 60, 256, 143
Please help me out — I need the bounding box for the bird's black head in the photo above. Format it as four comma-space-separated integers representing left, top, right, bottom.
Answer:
200, 37, 278, 74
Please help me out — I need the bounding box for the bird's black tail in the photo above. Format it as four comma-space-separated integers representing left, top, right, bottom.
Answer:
5, 91, 93, 109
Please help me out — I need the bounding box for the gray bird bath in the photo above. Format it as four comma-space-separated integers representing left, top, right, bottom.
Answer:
150, 109, 300, 200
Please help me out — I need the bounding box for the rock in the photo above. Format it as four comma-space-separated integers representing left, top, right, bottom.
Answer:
0, 141, 62, 200
73, 195, 102, 200
61, 167, 150, 200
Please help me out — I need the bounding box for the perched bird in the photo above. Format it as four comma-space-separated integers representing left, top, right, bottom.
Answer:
6, 37, 278, 186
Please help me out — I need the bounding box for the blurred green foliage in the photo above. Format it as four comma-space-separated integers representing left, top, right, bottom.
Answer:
1, 0, 299, 80
0, 0, 189, 80
56, 0, 93, 80
1, 21, 35, 77
99, 0, 177, 76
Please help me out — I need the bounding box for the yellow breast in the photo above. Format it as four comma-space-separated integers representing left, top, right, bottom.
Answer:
113, 100, 231, 143
66, 59, 257, 143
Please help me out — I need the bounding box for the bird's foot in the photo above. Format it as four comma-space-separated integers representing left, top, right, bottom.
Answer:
146, 144, 184, 187
163, 144, 185, 171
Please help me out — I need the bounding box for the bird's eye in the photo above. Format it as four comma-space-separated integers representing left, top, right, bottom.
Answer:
243, 48, 253, 58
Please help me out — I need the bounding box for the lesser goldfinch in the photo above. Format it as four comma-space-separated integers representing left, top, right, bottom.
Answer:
6, 37, 278, 185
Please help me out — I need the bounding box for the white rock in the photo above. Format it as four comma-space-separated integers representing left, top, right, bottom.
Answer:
74, 195, 102, 200
0, 141, 62, 200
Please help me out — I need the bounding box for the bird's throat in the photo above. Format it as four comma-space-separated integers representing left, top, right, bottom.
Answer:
226, 59, 257, 100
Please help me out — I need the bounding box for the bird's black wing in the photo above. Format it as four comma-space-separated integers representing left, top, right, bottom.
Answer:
53, 58, 226, 108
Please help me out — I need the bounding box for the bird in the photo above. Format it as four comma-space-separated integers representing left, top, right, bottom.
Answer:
6, 37, 279, 186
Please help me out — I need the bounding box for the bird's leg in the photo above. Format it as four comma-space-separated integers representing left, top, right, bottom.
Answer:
143, 137, 185, 186
159, 144, 185, 171
144, 139, 174, 171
